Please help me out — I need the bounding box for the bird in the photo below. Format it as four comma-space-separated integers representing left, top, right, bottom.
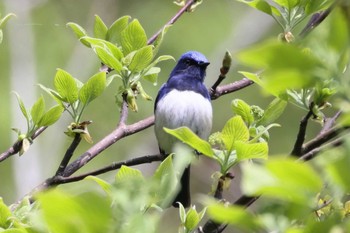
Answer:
154, 51, 213, 208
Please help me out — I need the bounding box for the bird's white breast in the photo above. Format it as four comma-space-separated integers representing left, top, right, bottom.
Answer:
155, 90, 212, 154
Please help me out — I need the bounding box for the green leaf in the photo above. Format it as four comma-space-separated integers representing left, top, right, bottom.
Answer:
85, 176, 112, 195
38, 84, 65, 107
38, 105, 64, 127
93, 15, 108, 39
106, 15, 130, 45
163, 127, 214, 156
185, 207, 200, 231
152, 25, 171, 55
120, 19, 147, 55
237, 0, 272, 15
305, 0, 333, 15
238, 41, 322, 96
231, 99, 254, 126
81, 37, 124, 61
93, 46, 123, 72
0, 13, 16, 29
235, 141, 268, 161
66, 22, 90, 47
206, 201, 262, 231
79, 72, 106, 104
37, 189, 111, 233
31, 96, 45, 126
0, 197, 12, 228
143, 67, 161, 84
116, 165, 144, 183
241, 157, 323, 203
221, 116, 249, 152
13, 92, 29, 122
54, 69, 79, 104
257, 98, 287, 126
238, 71, 263, 86
129, 45, 153, 72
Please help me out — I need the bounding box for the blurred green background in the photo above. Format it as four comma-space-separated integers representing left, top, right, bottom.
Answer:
0, 0, 321, 218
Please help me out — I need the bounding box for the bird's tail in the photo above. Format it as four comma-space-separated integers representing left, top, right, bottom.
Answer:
172, 166, 191, 208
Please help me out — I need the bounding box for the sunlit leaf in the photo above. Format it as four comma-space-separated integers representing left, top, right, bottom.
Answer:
93, 46, 123, 71
235, 141, 268, 161
38, 105, 64, 127
13, 92, 29, 122
107, 15, 130, 45
120, 19, 147, 55
206, 201, 262, 231
221, 116, 249, 152
79, 72, 106, 104
66, 22, 90, 47
164, 127, 214, 156
31, 96, 45, 126
129, 45, 153, 72
231, 99, 254, 126
258, 98, 287, 126
93, 15, 108, 39
54, 69, 79, 104
85, 176, 112, 195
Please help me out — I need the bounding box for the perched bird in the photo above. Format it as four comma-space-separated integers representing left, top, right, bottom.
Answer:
154, 51, 212, 207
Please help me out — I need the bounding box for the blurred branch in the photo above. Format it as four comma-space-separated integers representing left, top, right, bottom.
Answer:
299, 2, 337, 38
210, 78, 254, 100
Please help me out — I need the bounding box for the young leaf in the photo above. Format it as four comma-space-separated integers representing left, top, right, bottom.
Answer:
66, 22, 90, 47
231, 99, 254, 126
107, 15, 131, 44
206, 201, 262, 231
0, 197, 12, 228
221, 116, 249, 152
236, 0, 273, 15
185, 207, 200, 231
120, 19, 147, 55
129, 45, 153, 72
152, 25, 171, 55
163, 127, 214, 156
13, 92, 29, 122
38, 105, 64, 127
143, 67, 161, 84
93, 15, 108, 39
93, 46, 123, 72
257, 98, 287, 126
79, 72, 106, 105
31, 96, 45, 126
85, 176, 112, 196
116, 165, 144, 183
235, 141, 268, 161
0, 13, 15, 28
54, 69, 79, 104
81, 37, 124, 60
38, 84, 65, 107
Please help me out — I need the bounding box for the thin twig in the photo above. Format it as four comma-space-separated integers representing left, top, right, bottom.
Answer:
147, 0, 196, 45
299, 2, 337, 38
0, 126, 47, 162
52, 154, 164, 185
210, 78, 254, 100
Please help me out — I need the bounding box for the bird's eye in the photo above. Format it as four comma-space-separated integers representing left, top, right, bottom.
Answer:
184, 59, 193, 66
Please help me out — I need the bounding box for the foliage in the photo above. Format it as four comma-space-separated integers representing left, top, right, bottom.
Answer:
67, 15, 174, 112
1, 0, 350, 233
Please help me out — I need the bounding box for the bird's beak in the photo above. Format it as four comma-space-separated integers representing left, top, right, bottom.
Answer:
198, 61, 210, 67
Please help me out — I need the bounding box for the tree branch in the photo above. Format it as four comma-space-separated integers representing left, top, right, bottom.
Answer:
147, 0, 197, 45
0, 126, 47, 162
55, 133, 82, 176
291, 108, 314, 156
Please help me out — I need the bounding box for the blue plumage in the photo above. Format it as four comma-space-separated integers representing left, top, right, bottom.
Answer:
154, 51, 213, 207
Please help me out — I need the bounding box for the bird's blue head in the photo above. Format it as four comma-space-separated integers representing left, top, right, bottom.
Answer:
169, 51, 210, 82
